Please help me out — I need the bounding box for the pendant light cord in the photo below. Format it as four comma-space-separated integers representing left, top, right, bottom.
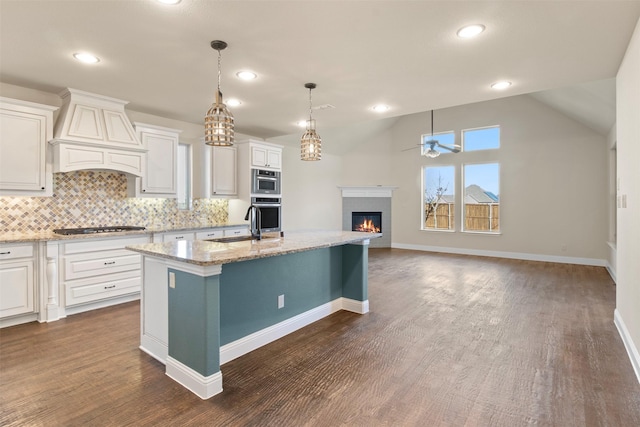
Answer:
217, 49, 222, 92
308, 87, 313, 121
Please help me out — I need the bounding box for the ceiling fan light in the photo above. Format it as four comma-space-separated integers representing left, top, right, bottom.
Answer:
425, 148, 440, 158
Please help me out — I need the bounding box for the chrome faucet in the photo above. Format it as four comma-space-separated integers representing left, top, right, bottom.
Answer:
243, 205, 262, 240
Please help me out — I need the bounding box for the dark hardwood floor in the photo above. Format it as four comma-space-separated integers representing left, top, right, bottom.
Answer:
1, 249, 639, 426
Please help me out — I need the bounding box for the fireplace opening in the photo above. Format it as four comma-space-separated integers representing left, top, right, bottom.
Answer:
352, 211, 382, 233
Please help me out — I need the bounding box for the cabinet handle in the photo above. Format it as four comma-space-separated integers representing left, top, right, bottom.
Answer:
104, 285, 116, 289
0, 251, 10, 255
104, 261, 116, 265
175, 236, 184, 239
41, 187, 45, 190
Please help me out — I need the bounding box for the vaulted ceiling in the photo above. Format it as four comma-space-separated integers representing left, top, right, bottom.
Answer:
0, 1, 637, 140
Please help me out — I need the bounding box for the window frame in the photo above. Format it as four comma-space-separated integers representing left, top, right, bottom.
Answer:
461, 125, 500, 152
421, 164, 456, 232
461, 162, 501, 234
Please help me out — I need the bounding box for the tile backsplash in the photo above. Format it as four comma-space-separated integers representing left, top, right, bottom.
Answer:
0, 171, 228, 233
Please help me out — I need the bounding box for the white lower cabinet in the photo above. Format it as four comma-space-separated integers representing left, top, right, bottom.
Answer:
0, 243, 36, 319
60, 236, 149, 310
161, 232, 195, 242
224, 227, 250, 237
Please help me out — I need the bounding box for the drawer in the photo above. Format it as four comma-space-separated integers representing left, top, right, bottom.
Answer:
64, 250, 141, 281
223, 227, 249, 237
195, 229, 224, 240
0, 244, 34, 261
62, 235, 149, 255
65, 271, 140, 306
162, 232, 195, 242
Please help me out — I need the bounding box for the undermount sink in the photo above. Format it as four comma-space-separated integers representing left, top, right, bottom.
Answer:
206, 235, 278, 243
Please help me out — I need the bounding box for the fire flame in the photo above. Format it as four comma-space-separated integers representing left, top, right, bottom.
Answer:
355, 218, 381, 233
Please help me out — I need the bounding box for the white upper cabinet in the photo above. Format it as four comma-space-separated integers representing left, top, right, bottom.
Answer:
128, 123, 181, 197
0, 97, 57, 196
212, 146, 237, 196
192, 142, 237, 199
250, 143, 282, 171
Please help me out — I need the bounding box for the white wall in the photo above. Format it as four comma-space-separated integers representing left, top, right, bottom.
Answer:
386, 95, 609, 262
279, 145, 342, 231
615, 17, 640, 381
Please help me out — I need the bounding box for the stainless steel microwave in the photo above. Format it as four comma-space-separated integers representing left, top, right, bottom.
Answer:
252, 169, 281, 195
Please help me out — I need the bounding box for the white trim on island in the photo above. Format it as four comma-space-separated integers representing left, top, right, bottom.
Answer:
166, 357, 223, 400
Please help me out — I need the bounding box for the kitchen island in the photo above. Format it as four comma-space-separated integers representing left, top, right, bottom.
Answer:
126, 230, 379, 399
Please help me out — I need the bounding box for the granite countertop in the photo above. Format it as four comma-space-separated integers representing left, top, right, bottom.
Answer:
126, 230, 381, 267
0, 223, 248, 244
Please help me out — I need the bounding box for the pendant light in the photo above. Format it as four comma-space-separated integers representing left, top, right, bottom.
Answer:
204, 40, 234, 146
300, 83, 321, 161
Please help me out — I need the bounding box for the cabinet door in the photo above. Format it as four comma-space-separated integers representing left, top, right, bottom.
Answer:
212, 146, 237, 196
0, 109, 46, 191
251, 145, 268, 167
0, 260, 35, 318
141, 131, 177, 195
266, 149, 282, 170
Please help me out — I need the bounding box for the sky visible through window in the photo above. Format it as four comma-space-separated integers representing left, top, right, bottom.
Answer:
464, 163, 499, 195
463, 127, 500, 151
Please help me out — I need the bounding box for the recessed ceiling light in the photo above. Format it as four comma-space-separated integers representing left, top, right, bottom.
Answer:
491, 81, 512, 90
156, 0, 181, 4
372, 104, 390, 113
226, 98, 242, 107
457, 24, 486, 38
73, 52, 100, 64
236, 71, 257, 80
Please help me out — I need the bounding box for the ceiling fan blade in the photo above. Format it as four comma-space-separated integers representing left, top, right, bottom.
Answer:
401, 145, 422, 152
435, 141, 461, 153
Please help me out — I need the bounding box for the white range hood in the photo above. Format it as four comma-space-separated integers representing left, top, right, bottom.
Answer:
49, 88, 146, 177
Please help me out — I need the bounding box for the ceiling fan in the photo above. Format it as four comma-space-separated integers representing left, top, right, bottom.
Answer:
403, 110, 461, 157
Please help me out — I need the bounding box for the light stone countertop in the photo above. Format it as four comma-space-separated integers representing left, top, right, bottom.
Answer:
125, 230, 381, 267
0, 223, 248, 244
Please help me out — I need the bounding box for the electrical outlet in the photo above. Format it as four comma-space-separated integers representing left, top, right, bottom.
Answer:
169, 272, 176, 289
278, 294, 284, 309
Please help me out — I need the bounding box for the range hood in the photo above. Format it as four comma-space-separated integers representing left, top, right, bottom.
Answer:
49, 88, 146, 177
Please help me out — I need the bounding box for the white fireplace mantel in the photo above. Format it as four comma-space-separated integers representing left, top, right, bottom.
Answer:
338, 186, 398, 198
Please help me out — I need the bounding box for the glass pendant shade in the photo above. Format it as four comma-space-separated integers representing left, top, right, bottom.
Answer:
301, 119, 322, 161
205, 89, 234, 146
301, 83, 321, 161
205, 40, 234, 146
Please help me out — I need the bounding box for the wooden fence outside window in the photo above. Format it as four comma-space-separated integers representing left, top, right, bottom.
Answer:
424, 203, 500, 231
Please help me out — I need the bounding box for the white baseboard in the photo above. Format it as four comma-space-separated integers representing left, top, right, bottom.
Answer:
391, 242, 607, 267
0, 313, 38, 329
342, 297, 369, 314
64, 293, 140, 317
166, 356, 223, 399
606, 263, 617, 283
220, 298, 344, 364
140, 334, 168, 364
614, 309, 640, 385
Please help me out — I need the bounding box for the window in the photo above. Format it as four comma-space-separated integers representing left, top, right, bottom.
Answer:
463, 126, 500, 151
422, 131, 456, 156
176, 143, 191, 210
463, 163, 500, 233
422, 165, 455, 231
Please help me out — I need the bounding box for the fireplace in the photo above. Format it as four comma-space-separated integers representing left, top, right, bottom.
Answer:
352, 212, 382, 233
341, 186, 396, 248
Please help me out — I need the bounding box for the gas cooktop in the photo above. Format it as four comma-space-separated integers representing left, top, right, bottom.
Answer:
53, 226, 146, 235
